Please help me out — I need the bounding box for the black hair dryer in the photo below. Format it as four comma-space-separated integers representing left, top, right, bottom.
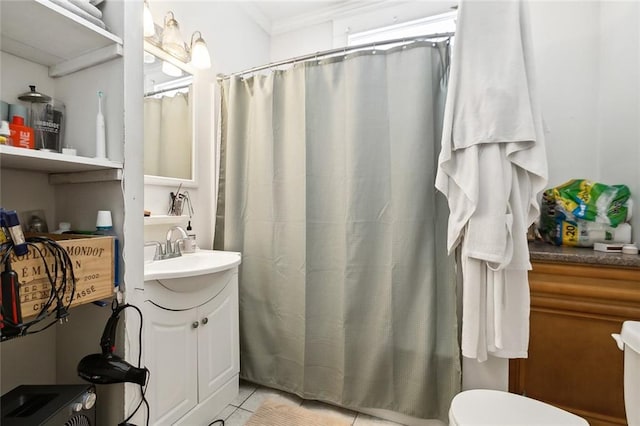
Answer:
77, 303, 147, 386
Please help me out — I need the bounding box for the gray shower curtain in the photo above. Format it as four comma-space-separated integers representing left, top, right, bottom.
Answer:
216, 41, 460, 421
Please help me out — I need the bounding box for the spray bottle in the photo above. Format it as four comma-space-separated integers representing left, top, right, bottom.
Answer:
95, 91, 106, 159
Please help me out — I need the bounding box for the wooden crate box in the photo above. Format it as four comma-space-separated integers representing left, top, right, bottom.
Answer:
9, 235, 115, 318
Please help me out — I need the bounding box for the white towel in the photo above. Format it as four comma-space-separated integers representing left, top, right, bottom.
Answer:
48, 0, 105, 29
435, 0, 548, 361
69, 0, 102, 19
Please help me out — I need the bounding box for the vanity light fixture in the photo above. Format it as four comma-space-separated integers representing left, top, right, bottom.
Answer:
146, 10, 212, 70
189, 31, 212, 70
143, 0, 155, 37
161, 11, 189, 62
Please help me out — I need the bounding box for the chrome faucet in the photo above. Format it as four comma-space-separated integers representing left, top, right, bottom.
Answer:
165, 226, 189, 258
144, 241, 164, 261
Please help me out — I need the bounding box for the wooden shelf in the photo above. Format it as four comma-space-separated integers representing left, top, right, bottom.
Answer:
0, 0, 123, 77
1, 145, 122, 174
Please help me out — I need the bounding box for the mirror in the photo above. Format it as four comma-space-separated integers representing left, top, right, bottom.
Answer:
144, 40, 197, 186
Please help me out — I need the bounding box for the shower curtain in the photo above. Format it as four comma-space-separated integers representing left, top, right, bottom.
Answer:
216, 42, 460, 420
143, 91, 191, 179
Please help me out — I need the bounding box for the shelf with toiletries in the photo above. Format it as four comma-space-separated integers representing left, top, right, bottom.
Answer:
0, 0, 123, 77
0, 144, 123, 175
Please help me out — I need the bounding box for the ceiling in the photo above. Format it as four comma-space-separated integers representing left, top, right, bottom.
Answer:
242, 0, 395, 35
241, 1, 457, 36
250, 1, 348, 22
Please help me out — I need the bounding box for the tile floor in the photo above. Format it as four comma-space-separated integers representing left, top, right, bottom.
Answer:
213, 380, 405, 426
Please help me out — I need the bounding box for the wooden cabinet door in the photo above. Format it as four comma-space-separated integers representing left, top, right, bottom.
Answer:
197, 278, 240, 402
510, 262, 640, 426
145, 302, 198, 426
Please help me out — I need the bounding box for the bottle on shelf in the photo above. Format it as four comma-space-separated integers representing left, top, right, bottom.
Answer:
94, 210, 119, 290
8, 116, 34, 149
0, 121, 10, 145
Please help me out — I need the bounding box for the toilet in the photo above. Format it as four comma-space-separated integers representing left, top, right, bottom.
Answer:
449, 320, 640, 426
448, 389, 588, 425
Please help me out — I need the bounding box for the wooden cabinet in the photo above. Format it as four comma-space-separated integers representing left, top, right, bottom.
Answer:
144, 267, 240, 425
510, 261, 640, 426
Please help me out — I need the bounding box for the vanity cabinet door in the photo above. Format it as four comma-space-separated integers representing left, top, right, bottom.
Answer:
510, 262, 640, 426
197, 277, 239, 402
145, 302, 198, 426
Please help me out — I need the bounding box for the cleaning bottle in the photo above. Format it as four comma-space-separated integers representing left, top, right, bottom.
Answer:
95, 91, 106, 159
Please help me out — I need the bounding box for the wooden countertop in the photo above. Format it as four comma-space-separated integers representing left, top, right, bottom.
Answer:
529, 241, 640, 268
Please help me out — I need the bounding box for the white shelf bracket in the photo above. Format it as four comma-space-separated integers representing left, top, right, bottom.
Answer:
49, 43, 124, 78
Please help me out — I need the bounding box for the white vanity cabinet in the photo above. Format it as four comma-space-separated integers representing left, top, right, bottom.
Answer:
143, 263, 240, 426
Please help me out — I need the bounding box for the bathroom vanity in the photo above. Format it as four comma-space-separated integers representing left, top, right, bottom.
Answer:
510, 243, 640, 426
142, 250, 241, 425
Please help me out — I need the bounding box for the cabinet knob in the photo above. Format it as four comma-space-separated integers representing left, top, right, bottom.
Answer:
202, 317, 209, 325
192, 321, 199, 329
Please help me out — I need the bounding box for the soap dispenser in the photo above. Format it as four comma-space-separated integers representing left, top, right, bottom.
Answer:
186, 221, 196, 241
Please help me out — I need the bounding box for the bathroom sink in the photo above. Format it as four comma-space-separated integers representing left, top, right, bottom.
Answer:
143, 249, 241, 282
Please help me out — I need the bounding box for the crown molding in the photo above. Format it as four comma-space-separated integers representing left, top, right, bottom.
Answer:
241, 1, 456, 37
270, 0, 400, 35
240, 2, 272, 35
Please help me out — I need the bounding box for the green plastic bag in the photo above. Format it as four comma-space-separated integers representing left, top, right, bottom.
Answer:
539, 179, 632, 246
551, 179, 631, 227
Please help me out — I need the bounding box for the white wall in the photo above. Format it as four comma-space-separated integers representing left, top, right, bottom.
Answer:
261, 0, 640, 394
530, 0, 640, 237
144, 1, 270, 247
595, 1, 640, 235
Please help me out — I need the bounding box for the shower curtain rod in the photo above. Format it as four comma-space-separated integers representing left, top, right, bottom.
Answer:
217, 31, 455, 80
144, 83, 191, 97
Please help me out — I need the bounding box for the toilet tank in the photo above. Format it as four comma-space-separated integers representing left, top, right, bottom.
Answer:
617, 321, 640, 426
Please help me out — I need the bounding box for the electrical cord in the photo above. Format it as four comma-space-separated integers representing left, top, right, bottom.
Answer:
208, 420, 225, 426
0, 236, 76, 340
119, 303, 150, 426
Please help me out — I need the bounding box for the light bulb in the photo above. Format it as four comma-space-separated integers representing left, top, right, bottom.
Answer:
190, 32, 211, 69
143, 1, 155, 37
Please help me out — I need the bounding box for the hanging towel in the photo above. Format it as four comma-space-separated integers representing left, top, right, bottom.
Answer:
435, 0, 548, 361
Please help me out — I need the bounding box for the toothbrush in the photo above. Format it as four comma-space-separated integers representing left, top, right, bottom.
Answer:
95, 90, 106, 159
